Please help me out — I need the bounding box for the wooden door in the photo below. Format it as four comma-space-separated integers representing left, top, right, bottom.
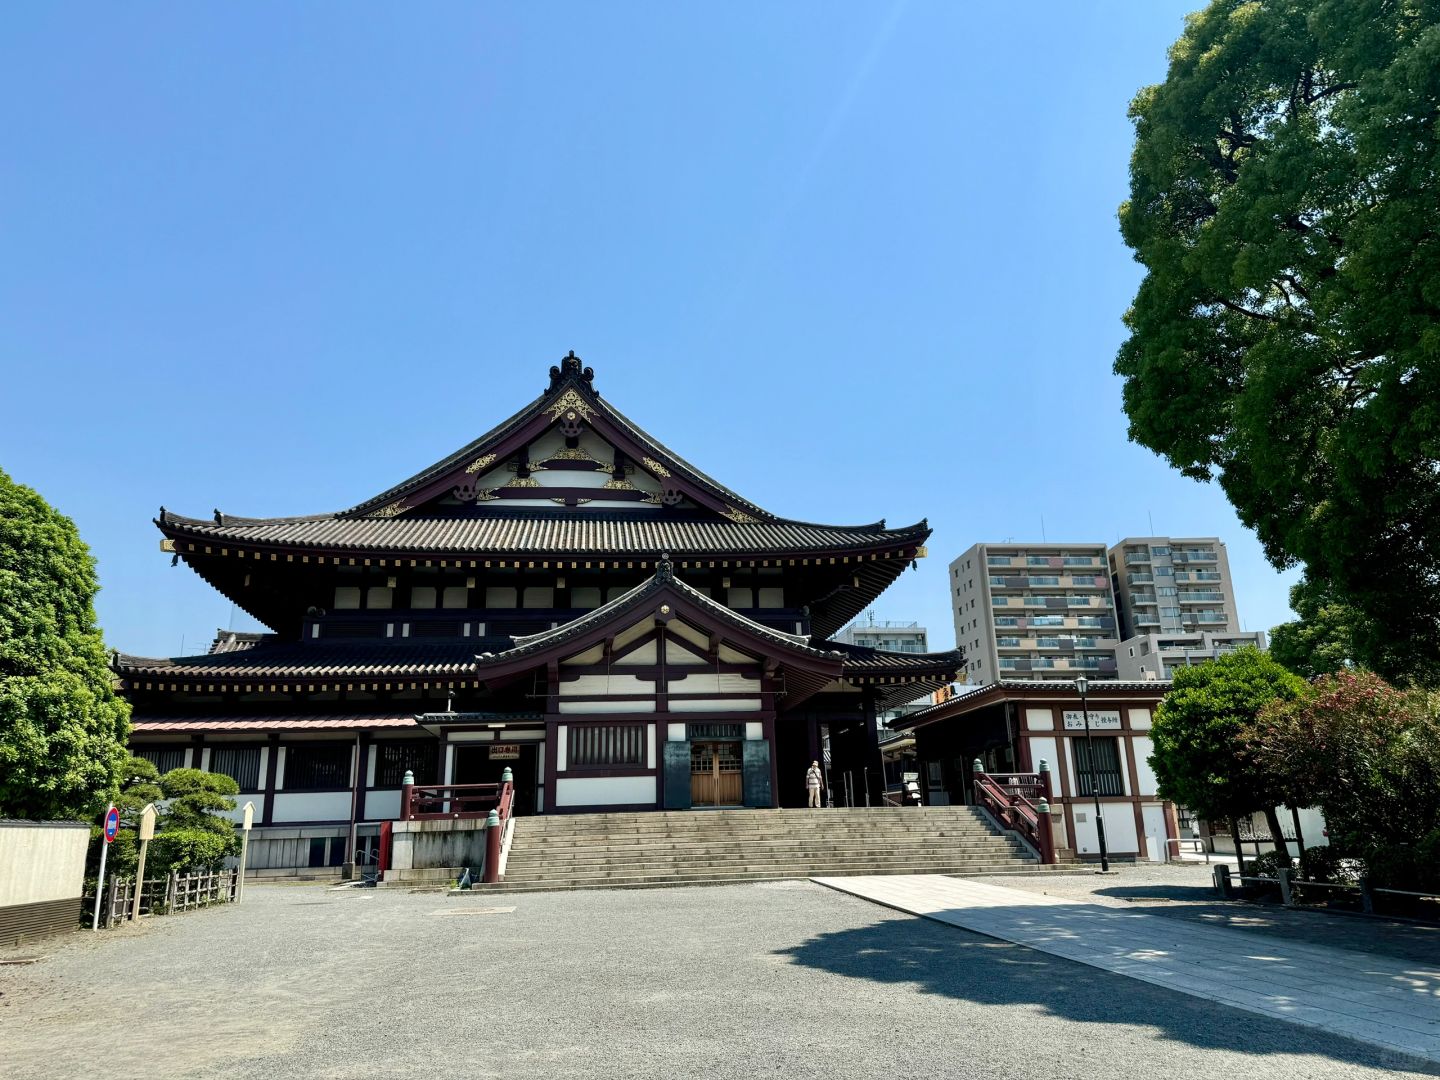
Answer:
691, 741, 743, 806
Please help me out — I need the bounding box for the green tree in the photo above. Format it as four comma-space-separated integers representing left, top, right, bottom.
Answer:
84, 755, 163, 882
1150, 648, 1307, 862
1268, 576, 1361, 679
0, 468, 131, 820
1116, 1, 1440, 685
1248, 671, 1440, 887
148, 768, 240, 873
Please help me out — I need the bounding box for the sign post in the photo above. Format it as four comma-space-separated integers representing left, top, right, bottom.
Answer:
237, 802, 255, 902
92, 804, 119, 930
131, 803, 157, 922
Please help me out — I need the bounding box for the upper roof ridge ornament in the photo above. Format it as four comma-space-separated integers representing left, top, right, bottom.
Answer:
547, 350, 595, 393
655, 553, 674, 582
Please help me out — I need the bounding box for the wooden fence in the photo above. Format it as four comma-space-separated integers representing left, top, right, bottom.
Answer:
93, 869, 240, 929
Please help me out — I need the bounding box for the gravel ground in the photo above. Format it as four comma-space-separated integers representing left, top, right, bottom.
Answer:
0, 880, 1434, 1080
974, 862, 1440, 968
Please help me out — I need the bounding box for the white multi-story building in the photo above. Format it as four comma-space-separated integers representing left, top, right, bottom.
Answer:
950, 543, 1120, 685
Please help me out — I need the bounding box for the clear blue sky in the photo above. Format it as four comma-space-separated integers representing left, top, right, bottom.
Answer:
1, 2, 1297, 659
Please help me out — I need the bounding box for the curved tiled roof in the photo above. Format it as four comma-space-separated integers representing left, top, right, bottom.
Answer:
156, 510, 929, 558
114, 641, 482, 681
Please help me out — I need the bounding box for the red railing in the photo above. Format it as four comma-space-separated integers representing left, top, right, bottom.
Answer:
972, 767, 1056, 864
400, 781, 504, 821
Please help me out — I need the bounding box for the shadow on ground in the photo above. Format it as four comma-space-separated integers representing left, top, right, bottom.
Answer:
1090, 887, 1440, 969
777, 909, 1440, 1076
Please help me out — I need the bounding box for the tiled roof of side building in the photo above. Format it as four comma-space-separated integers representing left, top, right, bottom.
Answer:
113, 640, 487, 681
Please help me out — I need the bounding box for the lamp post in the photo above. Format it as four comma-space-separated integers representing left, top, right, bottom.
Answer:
1075, 675, 1110, 873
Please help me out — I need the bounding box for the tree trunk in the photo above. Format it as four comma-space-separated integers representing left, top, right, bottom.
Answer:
1289, 806, 1306, 856
1229, 818, 1245, 875
1264, 806, 1290, 865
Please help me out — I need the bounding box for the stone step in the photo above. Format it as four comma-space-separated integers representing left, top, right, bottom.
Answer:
516, 825, 1002, 840
507, 835, 1019, 853
502, 858, 1037, 884
507, 846, 1030, 868
453, 864, 1072, 893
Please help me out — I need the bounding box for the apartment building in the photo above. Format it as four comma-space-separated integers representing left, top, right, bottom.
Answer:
950, 543, 1120, 685
1115, 629, 1270, 681
835, 617, 928, 655
1108, 537, 1240, 638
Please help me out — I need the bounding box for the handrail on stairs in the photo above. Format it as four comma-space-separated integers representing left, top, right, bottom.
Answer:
971, 762, 1057, 864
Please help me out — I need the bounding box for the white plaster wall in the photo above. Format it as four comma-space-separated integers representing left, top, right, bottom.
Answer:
745, 722, 763, 741
1070, 801, 1140, 855
555, 776, 657, 808
615, 641, 657, 665
556, 726, 567, 771
1128, 708, 1152, 731
274, 747, 287, 788
1028, 736, 1059, 792
668, 697, 760, 713
1131, 736, 1159, 796
365, 790, 401, 821
668, 723, 687, 742
1025, 708, 1054, 731
560, 674, 652, 696
0, 823, 89, 905
270, 792, 352, 823
672, 673, 756, 695
647, 724, 657, 769
559, 700, 656, 714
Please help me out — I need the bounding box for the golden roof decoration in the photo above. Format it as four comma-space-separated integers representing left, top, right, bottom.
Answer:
464, 453, 498, 475
641, 456, 671, 478
546, 387, 595, 423
367, 500, 408, 519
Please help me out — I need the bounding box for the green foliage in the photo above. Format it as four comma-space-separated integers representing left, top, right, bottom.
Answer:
1248, 671, 1440, 884
1150, 648, 1306, 823
0, 468, 131, 820
84, 757, 165, 881
1248, 849, 1294, 879
148, 768, 240, 873
1299, 845, 1360, 886
1268, 576, 1362, 679
1117, 1, 1440, 686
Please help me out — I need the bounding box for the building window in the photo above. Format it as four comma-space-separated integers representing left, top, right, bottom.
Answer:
1072, 737, 1125, 796
567, 724, 646, 768
284, 744, 352, 791
210, 746, 262, 790
333, 586, 361, 610
1150, 546, 1170, 556
135, 746, 186, 775
442, 586, 470, 609
366, 586, 393, 609
375, 741, 438, 787
411, 586, 438, 609
991, 597, 1008, 607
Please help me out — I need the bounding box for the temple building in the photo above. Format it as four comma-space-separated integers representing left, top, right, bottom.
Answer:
116, 354, 962, 873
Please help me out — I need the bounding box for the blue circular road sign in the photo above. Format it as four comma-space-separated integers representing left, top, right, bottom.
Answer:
104, 806, 120, 843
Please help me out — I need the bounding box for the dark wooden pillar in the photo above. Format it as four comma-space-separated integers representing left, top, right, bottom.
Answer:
261, 733, 280, 825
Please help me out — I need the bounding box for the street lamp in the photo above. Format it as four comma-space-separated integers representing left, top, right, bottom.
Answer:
1075, 675, 1110, 872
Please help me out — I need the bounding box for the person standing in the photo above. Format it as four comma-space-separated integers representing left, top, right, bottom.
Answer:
805, 760, 823, 808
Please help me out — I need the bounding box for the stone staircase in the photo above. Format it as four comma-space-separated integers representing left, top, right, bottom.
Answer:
466, 806, 1065, 893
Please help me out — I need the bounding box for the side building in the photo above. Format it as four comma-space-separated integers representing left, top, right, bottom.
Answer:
116, 354, 962, 874
949, 543, 1119, 685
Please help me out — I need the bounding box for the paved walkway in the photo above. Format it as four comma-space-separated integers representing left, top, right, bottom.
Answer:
813, 874, 1440, 1065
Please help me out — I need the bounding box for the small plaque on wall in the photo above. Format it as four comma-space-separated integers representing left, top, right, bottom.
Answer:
489, 744, 521, 760
1062, 711, 1122, 730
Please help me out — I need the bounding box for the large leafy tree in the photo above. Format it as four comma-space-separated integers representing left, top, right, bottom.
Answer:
1117, 1, 1440, 684
1150, 648, 1307, 859
1248, 671, 1440, 887
148, 768, 241, 873
0, 468, 131, 820
1268, 575, 1362, 678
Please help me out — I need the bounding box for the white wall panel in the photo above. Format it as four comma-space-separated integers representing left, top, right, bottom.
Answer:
271, 792, 351, 823
667, 697, 760, 713
559, 700, 656, 714
1028, 737, 1059, 791
555, 776, 657, 808
366, 790, 401, 821
1131, 736, 1159, 796
1129, 708, 1152, 731
1025, 708, 1054, 731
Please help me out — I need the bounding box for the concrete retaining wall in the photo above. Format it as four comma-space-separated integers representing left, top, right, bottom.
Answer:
0, 820, 90, 946
389, 818, 489, 874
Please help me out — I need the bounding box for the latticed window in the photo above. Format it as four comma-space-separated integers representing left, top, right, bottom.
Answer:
210, 746, 262, 790
136, 746, 186, 775
284, 744, 352, 790
568, 724, 646, 768
1072, 737, 1125, 797
376, 741, 437, 786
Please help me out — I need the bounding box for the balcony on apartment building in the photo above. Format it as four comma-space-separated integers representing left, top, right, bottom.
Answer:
1174, 570, 1222, 583
1178, 591, 1225, 603
1124, 551, 1151, 565
1173, 550, 1219, 563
